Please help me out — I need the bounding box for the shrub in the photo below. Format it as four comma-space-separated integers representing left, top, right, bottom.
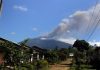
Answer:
28, 64, 35, 70
20, 67, 27, 70
14, 63, 36, 70
36, 60, 48, 70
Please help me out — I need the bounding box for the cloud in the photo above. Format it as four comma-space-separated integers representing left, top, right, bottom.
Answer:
58, 38, 76, 44
47, 10, 90, 39
67, 30, 70, 33
32, 28, 38, 31
43, 4, 100, 44
89, 40, 100, 46
13, 5, 28, 12
10, 32, 16, 35
40, 37, 47, 40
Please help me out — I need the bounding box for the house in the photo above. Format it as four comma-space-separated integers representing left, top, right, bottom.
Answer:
0, 46, 9, 64
0, 38, 21, 50
0, 37, 47, 64
30, 46, 47, 62
0, 38, 21, 64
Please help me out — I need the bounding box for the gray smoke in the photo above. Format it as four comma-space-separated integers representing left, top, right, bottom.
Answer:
43, 4, 100, 44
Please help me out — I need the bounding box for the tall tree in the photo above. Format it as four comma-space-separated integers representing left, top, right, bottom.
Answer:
73, 40, 89, 52
73, 39, 90, 69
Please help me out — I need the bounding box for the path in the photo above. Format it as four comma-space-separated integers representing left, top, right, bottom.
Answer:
49, 59, 72, 70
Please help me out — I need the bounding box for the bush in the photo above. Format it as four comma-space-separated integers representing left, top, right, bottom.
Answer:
36, 60, 48, 70
28, 64, 35, 70
14, 63, 35, 70
20, 67, 27, 70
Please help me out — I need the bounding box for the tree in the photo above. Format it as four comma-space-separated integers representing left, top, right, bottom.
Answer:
19, 38, 31, 64
58, 48, 68, 61
19, 38, 30, 45
73, 40, 90, 69
73, 40, 89, 52
90, 47, 100, 70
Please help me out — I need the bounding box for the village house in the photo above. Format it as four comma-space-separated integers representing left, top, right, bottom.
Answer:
31, 46, 47, 62
0, 37, 47, 64
0, 38, 21, 64
0, 46, 8, 64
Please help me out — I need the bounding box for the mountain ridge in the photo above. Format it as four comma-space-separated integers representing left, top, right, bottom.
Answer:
25, 37, 72, 49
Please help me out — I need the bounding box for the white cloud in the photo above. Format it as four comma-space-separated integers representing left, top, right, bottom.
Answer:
32, 28, 38, 31
57, 38, 76, 44
40, 37, 47, 40
89, 40, 100, 46
10, 32, 16, 35
67, 30, 70, 33
13, 5, 28, 12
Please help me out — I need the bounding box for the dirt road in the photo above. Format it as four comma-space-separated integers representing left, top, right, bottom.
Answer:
49, 59, 72, 70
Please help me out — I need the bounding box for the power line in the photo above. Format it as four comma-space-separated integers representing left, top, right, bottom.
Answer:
87, 16, 100, 40
86, 0, 100, 40
86, 0, 99, 40
86, 0, 99, 33
87, 0, 100, 40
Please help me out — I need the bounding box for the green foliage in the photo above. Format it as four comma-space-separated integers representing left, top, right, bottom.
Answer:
14, 63, 36, 70
19, 38, 30, 46
46, 50, 58, 64
20, 67, 27, 70
70, 63, 95, 70
72, 40, 100, 70
72, 40, 89, 69
73, 40, 89, 52
36, 60, 48, 70
88, 47, 100, 70
46, 48, 70, 64
58, 48, 68, 61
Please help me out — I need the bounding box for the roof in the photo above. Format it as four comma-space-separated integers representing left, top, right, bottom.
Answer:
32, 46, 47, 53
0, 37, 21, 50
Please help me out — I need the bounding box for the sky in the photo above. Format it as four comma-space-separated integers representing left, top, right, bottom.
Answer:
0, 0, 99, 44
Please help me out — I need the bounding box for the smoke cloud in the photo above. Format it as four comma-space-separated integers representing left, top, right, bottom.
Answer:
43, 4, 100, 44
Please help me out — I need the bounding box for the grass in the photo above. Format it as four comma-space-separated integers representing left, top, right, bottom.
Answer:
70, 64, 96, 70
